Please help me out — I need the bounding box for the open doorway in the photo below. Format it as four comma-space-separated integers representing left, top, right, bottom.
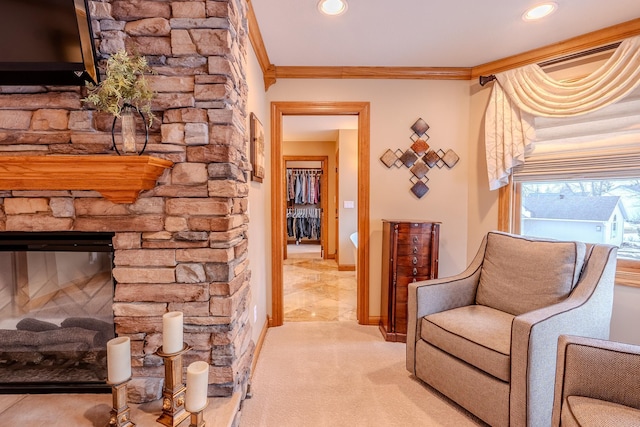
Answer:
284, 155, 329, 261
270, 102, 371, 327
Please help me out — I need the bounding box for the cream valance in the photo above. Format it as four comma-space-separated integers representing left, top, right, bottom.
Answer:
484, 36, 640, 190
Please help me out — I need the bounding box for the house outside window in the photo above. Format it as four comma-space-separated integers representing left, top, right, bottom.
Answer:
518, 180, 635, 258
502, 177, 640, 287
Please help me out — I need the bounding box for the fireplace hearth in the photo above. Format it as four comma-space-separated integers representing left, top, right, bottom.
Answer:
0, 232, 115, 393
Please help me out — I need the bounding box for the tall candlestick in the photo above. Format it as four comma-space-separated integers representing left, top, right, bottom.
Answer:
185, 361, 209, 412
107, 337, 131, 384
163, 311, 183, 354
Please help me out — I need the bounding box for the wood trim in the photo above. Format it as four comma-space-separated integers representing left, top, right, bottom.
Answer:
615, 260, 640, 289
246, 0, 276, 89
616, 267, 640, 289
248, 12, 640, 85
0, 155, 172, 204
270, 103, 284, 327
367, 316, 381, 326
271, 102, 371, 327
472, 18, 640, 78
357, 104, 371, 325
337, 265, 356, 271
284, 155, 329, 260
497, 179, 513, 233
275, 66, 471, 80
250, 316, 270, 378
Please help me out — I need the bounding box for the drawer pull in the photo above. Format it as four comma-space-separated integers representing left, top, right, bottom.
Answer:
413, 268, 418, 276
413, 247, 418, 254
413, 236, 418, 244
412, 257, 418, 265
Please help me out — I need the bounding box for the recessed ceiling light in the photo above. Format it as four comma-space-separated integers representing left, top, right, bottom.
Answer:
523, 2, 558, 21
318, 0, 348, 16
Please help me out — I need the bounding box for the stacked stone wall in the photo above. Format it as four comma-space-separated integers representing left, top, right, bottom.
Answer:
0, 0, 253, 402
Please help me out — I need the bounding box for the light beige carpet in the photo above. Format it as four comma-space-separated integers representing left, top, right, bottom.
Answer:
239, 321, 483, 427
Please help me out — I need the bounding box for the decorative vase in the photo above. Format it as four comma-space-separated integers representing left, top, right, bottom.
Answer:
111, 103, 149, 156
121, 106, 137, 154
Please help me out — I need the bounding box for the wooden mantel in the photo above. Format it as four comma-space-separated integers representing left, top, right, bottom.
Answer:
0, 155, 173, 203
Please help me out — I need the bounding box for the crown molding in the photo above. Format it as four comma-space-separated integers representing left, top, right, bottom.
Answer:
246, 0, 276, 89
247, 9, 640, 89
471, 17, 640, 78
275, 66, 471, 80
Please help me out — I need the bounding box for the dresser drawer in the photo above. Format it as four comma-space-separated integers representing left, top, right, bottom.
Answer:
396, 253, 433, 267
396, 232, 433, 246
396, 222, 435, 234
397, 265, 432, 278
396, 275, 431, 287
397, 244, 423, 256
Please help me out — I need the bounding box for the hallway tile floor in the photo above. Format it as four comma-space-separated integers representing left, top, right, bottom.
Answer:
284, 245, 357, 322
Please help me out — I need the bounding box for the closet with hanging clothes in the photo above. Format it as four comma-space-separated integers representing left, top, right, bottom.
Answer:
286, 168, 323, 245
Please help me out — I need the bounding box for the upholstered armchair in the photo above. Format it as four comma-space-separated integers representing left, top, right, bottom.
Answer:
552, 335, 640, 426
406, 231, 618, 427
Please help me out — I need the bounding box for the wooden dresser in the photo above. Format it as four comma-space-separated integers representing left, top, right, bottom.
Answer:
379, 220, 440, 342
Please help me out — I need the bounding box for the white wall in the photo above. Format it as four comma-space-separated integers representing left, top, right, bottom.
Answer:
266, 79, 470, 318
252, 56, 640, 340
246, 46, 270, 343
610, 284, 640, 344
338, 129, 358, 267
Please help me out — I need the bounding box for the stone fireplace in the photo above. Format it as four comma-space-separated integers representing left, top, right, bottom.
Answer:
0, 0, 253, 405
0, 232, 115, 393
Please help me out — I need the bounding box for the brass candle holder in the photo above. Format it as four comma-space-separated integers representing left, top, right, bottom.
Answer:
156, 344, 191, 427
108, 377, 135, 427
188, 402, 208, 427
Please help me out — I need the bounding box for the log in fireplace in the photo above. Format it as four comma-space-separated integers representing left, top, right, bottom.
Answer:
0, 232, 115, 393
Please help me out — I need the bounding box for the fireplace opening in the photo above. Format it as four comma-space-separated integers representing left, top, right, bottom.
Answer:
0, 232, 115, 394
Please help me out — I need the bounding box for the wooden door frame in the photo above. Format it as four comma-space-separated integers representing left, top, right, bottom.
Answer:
270, 101, 370, 327
283, 156, 329, 260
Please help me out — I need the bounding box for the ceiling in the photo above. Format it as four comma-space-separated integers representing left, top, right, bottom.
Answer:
250, 0, 640, 68
283, 115, 358, 141
251, 0, 640, 140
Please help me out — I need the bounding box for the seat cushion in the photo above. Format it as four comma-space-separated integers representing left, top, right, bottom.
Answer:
476, 232, 586, 316
562, 396, 640, 427
421, 305, 514, 382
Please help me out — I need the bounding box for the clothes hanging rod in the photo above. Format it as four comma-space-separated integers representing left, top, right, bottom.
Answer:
478, 41, 622, 86
287, 167, 323, 172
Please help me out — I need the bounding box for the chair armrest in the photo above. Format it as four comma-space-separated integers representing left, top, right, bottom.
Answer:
406, 236, 487, 374
509, 244, 618, 427
551, 335, 640, 426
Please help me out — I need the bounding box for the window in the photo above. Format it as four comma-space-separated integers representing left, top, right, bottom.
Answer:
518, 179, 638, 259
502, 177, 640, 288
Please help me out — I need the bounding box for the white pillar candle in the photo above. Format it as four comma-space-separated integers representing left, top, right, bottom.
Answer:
106, 336, 131, 384
162, 311, 184, 354
185, 361, 209, 412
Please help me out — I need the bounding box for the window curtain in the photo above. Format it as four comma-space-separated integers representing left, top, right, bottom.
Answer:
484, 35, 640, 190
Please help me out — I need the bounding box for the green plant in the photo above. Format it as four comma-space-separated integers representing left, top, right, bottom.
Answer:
83, 50, 155, 125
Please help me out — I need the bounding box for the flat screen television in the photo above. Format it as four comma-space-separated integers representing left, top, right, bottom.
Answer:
0, 0, 99, 86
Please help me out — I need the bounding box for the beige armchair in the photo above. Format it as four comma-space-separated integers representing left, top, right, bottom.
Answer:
406, 231, 618, 427
552, 335, 640, 426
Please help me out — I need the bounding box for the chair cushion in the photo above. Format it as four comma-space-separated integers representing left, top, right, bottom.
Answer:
562, 396, 640, 427
421, 305, 514, 382
476, 232, 586, 316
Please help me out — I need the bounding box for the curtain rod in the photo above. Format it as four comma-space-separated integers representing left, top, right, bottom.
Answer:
478, 42, 622, 86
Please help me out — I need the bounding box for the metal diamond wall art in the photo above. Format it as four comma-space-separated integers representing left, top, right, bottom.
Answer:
379, 118, 460, 199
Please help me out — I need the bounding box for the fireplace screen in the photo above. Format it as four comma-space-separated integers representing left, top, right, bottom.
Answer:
0, 232, 115, 393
